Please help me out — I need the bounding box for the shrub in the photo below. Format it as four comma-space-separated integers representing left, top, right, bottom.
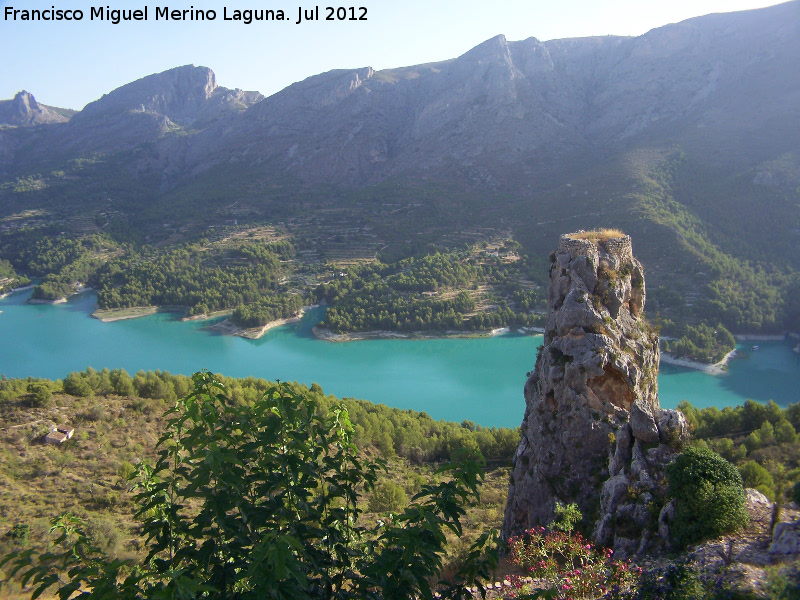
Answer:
116, 461, 137, 482
26, 382, 51, 407
624, 559, 708, 600
552, 501, 582, 533
507, 526, 640, 599
666, 447, 749, 548
8, 523, 30, 548
368, 481, 409, 513
739, 460, 774, 491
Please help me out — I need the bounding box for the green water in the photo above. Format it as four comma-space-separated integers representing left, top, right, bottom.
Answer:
1, 289, 798, 427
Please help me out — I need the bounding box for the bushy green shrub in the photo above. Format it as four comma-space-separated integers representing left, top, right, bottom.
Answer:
368, 481, 409, 513
552, 501, 582, 533
666, 447, 749, 548
739, 460, 774, 490
26, 382, 52, 407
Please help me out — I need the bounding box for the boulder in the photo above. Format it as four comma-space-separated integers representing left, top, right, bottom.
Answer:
769, 520, 800, 556
630, 400, 659, 443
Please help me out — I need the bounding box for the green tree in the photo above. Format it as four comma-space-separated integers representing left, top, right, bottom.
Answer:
744, 430, 762, 453
26, 382, 52, 407
739, 461, 775, 499
775, 419, 798, 444
109, 369, 135, 397
62, 371, 93, 397
757, 421, 776, 445
739, 460, 774, 488
1, 371, 497, 600
666, 447, 749, 548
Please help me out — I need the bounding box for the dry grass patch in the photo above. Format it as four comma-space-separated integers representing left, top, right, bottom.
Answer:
567, 228, 627, 243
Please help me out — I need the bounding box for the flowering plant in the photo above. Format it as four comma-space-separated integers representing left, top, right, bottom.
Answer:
506, 527, 641, 599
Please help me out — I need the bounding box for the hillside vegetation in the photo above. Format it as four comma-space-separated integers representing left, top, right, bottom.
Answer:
2, 149, 798, 344
0, 228, 547, 334
0, 368, 518, 576
1, 370, 800, 599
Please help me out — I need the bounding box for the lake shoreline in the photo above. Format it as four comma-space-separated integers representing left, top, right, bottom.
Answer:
93, 306, 185, 322
311, 325, 544, 342
734, 333, 788, 341
2, 289, 799, 425
207, 305, 318, 339
28, 297, 68, 305
660, 348, 737, 375
27, 285, 93, 306
0, 284, 34, 300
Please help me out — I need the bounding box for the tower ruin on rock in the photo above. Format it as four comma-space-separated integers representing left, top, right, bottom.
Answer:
502, 231, 689, 557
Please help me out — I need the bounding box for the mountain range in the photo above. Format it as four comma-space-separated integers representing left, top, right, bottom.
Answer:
1, 1, 799, 331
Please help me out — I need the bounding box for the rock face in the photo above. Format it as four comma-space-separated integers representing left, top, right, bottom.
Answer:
770, 520, 800, 556
0, 91, 69, 126
502, 232, 689, 556
4, 2, 799, 183
74, 65, 262, 128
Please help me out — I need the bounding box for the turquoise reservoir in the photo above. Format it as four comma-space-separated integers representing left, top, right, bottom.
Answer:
1, 289, 797, 427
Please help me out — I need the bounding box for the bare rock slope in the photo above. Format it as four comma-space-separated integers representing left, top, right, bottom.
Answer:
0, 91, 69, 126
502, 232, 689, 556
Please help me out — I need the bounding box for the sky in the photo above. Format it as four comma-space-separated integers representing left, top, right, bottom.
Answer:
0, 0, 789, 110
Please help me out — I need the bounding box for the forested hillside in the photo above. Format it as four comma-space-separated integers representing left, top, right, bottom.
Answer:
2, 3, 799, 337
0, 368, 517, 595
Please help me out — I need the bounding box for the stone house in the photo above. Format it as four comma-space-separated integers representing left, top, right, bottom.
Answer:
44, 425, 74, 445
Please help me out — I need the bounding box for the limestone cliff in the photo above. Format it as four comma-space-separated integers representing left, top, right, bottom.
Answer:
0, 91, 69, 126
502, 231, 688, 556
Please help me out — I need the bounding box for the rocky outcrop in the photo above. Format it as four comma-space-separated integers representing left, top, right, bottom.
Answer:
770, 520, 800, 556
502, 232, 689, 556
43, 65, 265, 156
0, 91, 69, 126
74, 65, 262, 127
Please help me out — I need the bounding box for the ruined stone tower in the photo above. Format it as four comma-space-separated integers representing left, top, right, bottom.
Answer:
502, 231, 688, 556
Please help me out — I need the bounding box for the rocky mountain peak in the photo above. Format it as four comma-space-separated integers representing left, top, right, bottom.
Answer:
13, 90, 40, 113
458, 34, 511, 62
75, 65, 214, 123
73, 65, 262, 129
0, 91, 69, 126
502, 231, 689, 557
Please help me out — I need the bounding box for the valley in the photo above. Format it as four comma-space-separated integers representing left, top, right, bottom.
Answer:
2, 2, 799, 347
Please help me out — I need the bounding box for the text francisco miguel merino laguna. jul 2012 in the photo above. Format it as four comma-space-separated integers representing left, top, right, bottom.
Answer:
4, 5, 369, 25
